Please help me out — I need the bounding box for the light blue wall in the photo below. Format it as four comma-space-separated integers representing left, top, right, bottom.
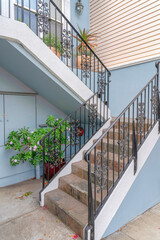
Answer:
103, 137, 160, 238
70, 0, 90, 31
110, 60, 160, 116
0, 67, 66, 187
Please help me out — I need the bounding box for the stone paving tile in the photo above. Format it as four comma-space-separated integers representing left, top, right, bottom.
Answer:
0, 179, 82, 240
103, 231, 133, 240
104, 203, 160, 240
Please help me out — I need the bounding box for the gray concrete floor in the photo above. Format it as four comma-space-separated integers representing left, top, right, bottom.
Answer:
0, 178, 81, 240
104, 202, 160, 240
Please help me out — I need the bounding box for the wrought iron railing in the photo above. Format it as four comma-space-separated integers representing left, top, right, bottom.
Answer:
84, 62, 160, 239
0, 0, 111, 95
40, 91, 109, 190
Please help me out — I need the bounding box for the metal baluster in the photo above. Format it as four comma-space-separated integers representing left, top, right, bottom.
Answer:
151, 81, 153, 127
128, 108, 130, 163
71, 28, 73, 71
107, 131, 109, 194
101, 139, 103, 204
118, 118, 120, 177
89, 50, 92, 89
70, 116, 72, 159
17, 0, 18, 20
76, 33, 78, 76
79, 108, 81, 148
144, 89, 146, 138
84, 103, 86, 144
113, 125, 115, 186
65, 121, 67, 162
60, 14, 63, 61
94, 147, 97, 212
94, 56, 95, 93
75, 112, 77, 154
147, 84, 150, 131
123, 113, 125, 170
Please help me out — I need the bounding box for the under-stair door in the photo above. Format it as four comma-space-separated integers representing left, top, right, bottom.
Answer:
4, 95, 36, 143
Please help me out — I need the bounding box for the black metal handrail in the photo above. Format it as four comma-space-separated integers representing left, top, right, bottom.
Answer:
0, 0, 111, 96
40, 90, 109, 190
84, 62, 160, 239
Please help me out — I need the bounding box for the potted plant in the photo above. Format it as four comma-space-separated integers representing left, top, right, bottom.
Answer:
44, 33, 62, 58
5, 115, 71, 180
74, 26, 98, 68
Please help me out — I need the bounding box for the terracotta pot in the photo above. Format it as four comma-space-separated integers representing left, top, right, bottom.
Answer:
50, 47, 61, 58
44, 160, 65, 180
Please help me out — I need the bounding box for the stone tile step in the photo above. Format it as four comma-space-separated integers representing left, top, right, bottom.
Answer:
92, 138, 133, 154
59, 172, 117, 207
83, 150, 128, 172
45, 189, 87, 239
110, 118, 152, 131
72, 160, 119, 184
102, 128, 147, 141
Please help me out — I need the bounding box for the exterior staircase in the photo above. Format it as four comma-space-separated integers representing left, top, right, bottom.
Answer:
44, 120, 150, 239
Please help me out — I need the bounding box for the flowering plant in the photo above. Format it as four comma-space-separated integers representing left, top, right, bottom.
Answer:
5, 116, 70, 167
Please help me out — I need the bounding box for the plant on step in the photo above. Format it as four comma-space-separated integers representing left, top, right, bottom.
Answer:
44, 33, 62, 54
5, 115, 70, 167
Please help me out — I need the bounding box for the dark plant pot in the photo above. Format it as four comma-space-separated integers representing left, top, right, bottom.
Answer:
44, 160, 65, 180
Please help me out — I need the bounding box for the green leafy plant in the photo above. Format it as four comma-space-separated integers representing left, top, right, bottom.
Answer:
44, 33, 62, 53
5, 116, 70, 167
74, 26, 98, 54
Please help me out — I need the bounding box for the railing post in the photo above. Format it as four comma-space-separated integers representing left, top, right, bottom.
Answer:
132, 120, 137, 174
155, 62, 160, 133
85, 153, 94, 240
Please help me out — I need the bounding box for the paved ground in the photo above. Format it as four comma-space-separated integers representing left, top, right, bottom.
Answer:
0, 178, 81, 240
104, 202, 160, 240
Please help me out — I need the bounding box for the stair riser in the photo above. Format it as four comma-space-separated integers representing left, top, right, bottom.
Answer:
95, 142, 132, 155
45, 197, 84, 238
59, 178, 90, 206
110, 122, 150, 131
59, 177, 113, 208
102, 131, 146, 142
72, 164, 114, 186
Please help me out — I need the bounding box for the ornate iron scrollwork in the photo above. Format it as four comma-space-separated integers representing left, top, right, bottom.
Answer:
61, 29, 73, 58
118, 123, 129, 159
88, 104, 97, 127
98, 71, 106, 94
81, 49, 91, 79
37, 0, 49, 34
137, 103, 145, 134
70, 119, 80, 145
95, 151, 108, 193
151, 85, 158, 115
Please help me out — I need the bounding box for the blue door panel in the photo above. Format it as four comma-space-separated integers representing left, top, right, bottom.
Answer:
5, 95, 36, 142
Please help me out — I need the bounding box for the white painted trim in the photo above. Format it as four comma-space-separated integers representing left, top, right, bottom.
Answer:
0, 16, 93, 103
94, 123, 160, 240
40, 117, 111, 206
62, 0, 70, 21
109, 55, 160, 71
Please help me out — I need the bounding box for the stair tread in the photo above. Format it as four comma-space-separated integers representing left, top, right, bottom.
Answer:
46, 188, 88, 226
72, 160, 118, 176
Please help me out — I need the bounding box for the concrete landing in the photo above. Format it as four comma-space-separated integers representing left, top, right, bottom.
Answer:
104, 202, 160, 240
0, 178, 81, 240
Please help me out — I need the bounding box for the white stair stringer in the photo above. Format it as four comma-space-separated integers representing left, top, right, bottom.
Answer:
94, 122, 160, 240
40, 116, 111, 207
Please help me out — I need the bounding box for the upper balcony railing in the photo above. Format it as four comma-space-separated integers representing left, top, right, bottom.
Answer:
0, 0, 111, 102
